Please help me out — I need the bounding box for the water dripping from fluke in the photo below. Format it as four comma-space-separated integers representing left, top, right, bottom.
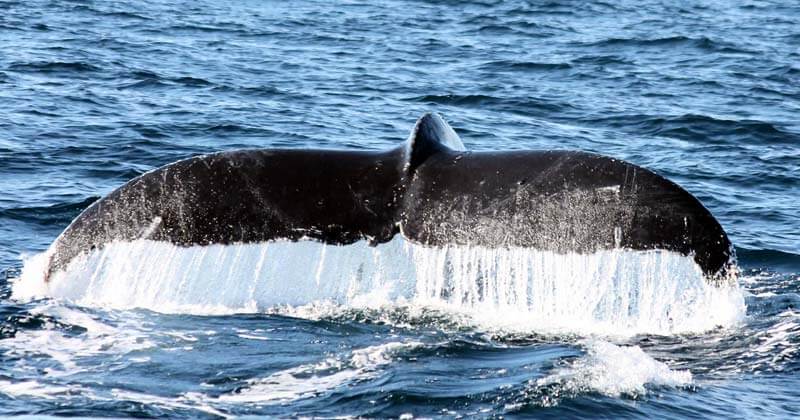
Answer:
13, 237, 746, 337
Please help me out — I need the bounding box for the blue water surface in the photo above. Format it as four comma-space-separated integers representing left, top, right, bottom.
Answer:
0, 0, 798, 418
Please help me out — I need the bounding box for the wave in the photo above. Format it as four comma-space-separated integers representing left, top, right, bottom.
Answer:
172, 76, 213, 87
411, 94, 572, 116
0, 24, 24, 32
585, 113, 798, 145
0, 197, 98, 226
474, 24, 535, 37
118, 78, 169, 90
162, 24, 251, 35
0, 301, 697, 415
13, 237, 745, 336
101, 11, 151, 21
571, 55, 633, 66
0, 302, 228, 416
219, 341, 422, 404
737, 248, 800, 273
531, 339, 691, 401
479, 59, 573, 72
7, 61, 102, 74
412, 94, 500, 106
118, 71, 215, 90
584, 36, 754, 54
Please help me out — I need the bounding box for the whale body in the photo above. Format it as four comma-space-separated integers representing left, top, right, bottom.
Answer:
45, 113, 734, 280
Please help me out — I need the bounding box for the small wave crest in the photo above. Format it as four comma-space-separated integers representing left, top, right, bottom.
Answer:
738, 248, 800, 273
13, 237, 745, 336
7, 61, 102, 74
219, 341, 421, 404
531, 340, 692, 404
0, 197, 98, 226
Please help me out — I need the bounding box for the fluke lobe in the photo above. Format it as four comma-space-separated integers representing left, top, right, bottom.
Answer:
45, 113, 734, 280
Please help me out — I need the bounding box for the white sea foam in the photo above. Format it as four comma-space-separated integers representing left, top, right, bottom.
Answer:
219, 341, 421, 403
1, 302, 156, 378
13, 237, 746, 336
745, 309, 800, 370
0, 380, 76, 400
110, 389, 230, 418
0, 301, 230, 416
0, 379, 229, 418
535, 339, 692, 398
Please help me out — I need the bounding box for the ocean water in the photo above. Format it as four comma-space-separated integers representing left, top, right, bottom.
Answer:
1, 0, 799, 418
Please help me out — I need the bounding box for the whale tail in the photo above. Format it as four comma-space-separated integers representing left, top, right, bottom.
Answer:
45, 113, 734, 281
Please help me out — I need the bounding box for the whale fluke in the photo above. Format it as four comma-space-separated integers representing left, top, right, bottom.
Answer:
45, 113, 734, 281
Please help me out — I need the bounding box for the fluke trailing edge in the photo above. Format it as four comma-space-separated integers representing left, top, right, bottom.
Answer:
45, 113, 734, 280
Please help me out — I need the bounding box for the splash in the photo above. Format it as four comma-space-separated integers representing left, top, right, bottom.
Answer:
13, 237, 745, 336
535, 339, 692, 399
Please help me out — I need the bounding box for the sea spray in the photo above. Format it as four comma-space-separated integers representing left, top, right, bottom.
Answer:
13, 237, 745, 335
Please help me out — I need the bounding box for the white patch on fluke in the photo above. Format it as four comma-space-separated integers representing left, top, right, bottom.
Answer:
13, 237, 746, 336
